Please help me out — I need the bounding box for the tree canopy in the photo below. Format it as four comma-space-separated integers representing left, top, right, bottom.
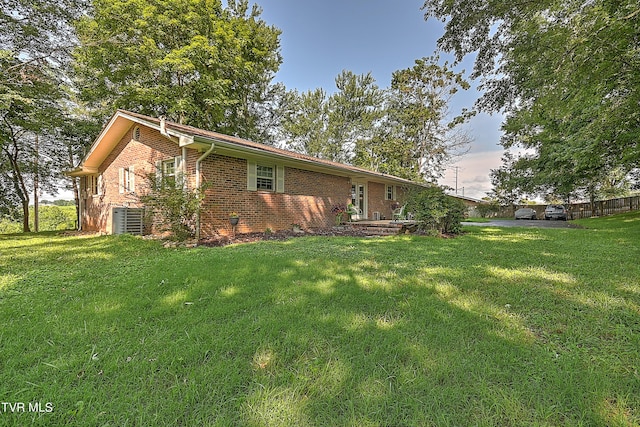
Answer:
423, 0, 640, 200
3, 0, 479, 232
1, 0, 93, 230
73, 0, 282, 140
281, 61, 474, 183
386, 56, 473, 181
280, 71, 385, 164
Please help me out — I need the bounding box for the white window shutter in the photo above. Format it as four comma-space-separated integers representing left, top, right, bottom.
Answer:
97, 174, 103, 195
118, 168, 124, 194
175, 155, 184, 188
129, 165, 135, 192
247, 160, 257, 191
276, 165, 285, 193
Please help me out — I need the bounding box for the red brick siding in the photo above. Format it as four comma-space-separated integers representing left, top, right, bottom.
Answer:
367, 182, 386, 219
199, 154, 351, 236
80, 123, 418, 237
365, 184, 409, 220
81, 125, 185, 233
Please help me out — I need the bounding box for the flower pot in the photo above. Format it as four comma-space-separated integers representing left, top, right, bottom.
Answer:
229, 217, 239, 226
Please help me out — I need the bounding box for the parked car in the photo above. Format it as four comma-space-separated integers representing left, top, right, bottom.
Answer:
544, 204, 568, 220
515, 207, 537, 220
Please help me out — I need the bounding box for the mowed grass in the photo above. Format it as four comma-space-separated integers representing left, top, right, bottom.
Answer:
1, 213, 639, 426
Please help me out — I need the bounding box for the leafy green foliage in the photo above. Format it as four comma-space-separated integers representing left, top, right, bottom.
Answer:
1, 0, 99, 231
0, 55, 66, 231
386, 56, 474, 182
423, 0, 640, 198
280, 88, 331, 159
474, 200, 501, 218
281, 60, 474, 182
281, 71, 384, 163
137, 174, 206, 241
0, 205, 76, 234
405, 186, 466, 234
73, 0, 282, 140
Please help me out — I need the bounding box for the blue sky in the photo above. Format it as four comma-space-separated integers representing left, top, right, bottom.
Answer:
257, 0, 505, 199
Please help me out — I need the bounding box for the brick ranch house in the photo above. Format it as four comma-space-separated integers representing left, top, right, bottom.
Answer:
66, 110, 424, 237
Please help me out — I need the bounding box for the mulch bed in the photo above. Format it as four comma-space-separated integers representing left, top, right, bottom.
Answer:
59, 226, 454, 248
198, 227, 374, 247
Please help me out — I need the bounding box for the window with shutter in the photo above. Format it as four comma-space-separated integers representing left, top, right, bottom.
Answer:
386, 185, 395, 201
248, 161, 283, 192
119, 166, 135, 193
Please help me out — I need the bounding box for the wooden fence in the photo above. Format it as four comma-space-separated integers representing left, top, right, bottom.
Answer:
494, 196, 640, 219
568, 196, 640, 219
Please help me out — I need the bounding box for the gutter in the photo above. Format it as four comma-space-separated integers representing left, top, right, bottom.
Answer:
195, 143, 215, 241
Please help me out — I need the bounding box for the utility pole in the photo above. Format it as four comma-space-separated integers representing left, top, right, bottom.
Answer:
454, 166, 459, 195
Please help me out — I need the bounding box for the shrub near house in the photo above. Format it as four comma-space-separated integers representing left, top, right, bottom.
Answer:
406, 186, 466, 235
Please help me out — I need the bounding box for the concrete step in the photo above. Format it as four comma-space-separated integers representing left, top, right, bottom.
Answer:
348, 221, 409, 236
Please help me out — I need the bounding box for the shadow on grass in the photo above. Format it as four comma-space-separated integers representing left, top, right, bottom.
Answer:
1, 229, 638, 426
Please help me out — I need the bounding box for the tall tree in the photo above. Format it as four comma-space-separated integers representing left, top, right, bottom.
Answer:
0, 62, 65, 231
73, 0, 282, 139
281, 63, 473, 182
280, 88, 330, 158
386, 56, 474, 182
281, 71, 385, 163
1, 0, 89, 231
328, 71, 385, 164
423, 0, 640, 197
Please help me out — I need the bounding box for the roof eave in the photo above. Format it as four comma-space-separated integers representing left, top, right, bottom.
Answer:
191, 134, 422, 186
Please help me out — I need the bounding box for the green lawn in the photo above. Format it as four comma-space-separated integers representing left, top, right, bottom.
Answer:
1, 213, 639, 426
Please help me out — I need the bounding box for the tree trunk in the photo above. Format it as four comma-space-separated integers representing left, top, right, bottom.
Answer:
22, 198, 30, 232
3, 140, 31, 232
68, 145, 81, 230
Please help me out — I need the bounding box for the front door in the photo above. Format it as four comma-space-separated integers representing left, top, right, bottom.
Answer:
351, 183, 367, 220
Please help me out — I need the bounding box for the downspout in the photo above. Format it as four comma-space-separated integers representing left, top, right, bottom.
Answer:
159, 117, 170, 139
195, 143, 215, 241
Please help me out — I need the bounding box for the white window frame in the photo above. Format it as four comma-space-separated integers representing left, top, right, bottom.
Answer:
162, 159, 176, 179
256, 165, 274, 191
247, 161, 284, 193
155, 156, 183, 188
119, 166, 135, 194
386, 185, 396, 201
